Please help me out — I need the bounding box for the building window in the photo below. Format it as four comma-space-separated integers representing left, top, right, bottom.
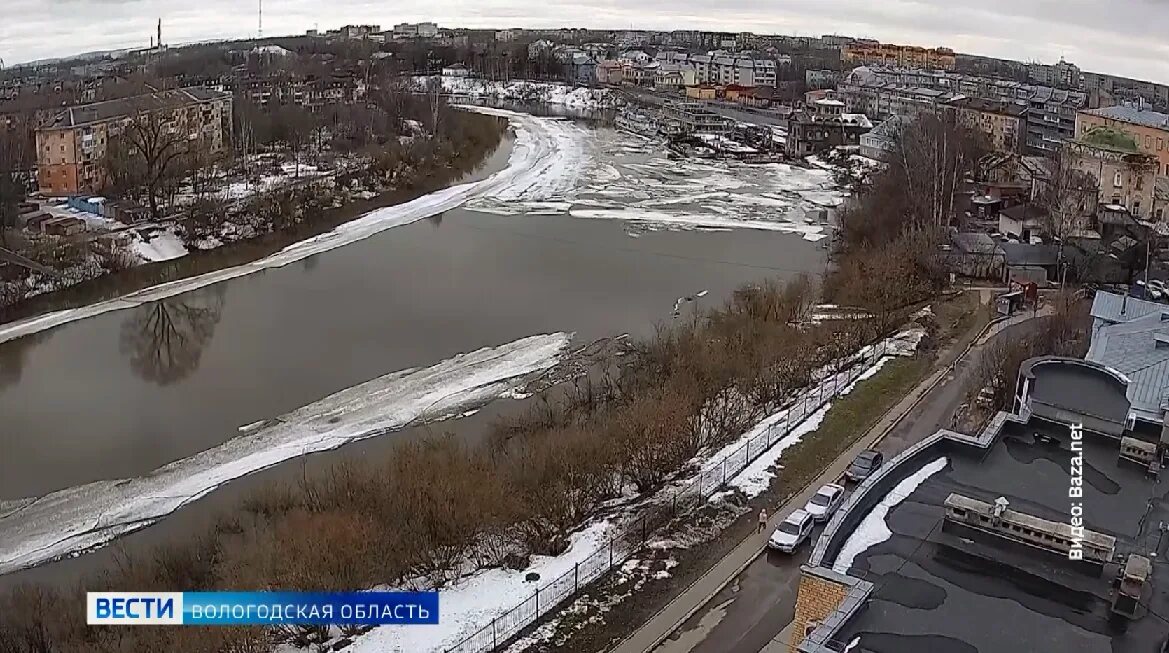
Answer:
1115, 171, 1123, 187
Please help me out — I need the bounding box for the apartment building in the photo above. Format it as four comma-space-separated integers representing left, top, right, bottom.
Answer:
669, 52, 777, 87
35, 88, 232, 196
949, 97, 1027, 153
392, 22, 438, 39
840, 65, 1084, 154
1077, 105, 1169, 177
842, 43, 956, 70
1027, 58, 1082, 89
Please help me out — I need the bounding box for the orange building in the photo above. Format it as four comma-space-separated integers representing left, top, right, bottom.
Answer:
36, 88, 232, 196
842, 43, 956, 71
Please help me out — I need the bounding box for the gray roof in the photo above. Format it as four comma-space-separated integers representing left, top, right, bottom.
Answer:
999, 242, 1057, 266
46, 87, 231, 129
952, 232, 1001, 255
1087, 311, 1169, 419
1091, 290, 1164, 324
1082, 105, 1169, 130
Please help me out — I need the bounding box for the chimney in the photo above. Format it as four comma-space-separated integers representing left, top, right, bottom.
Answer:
158, 19, 162, 49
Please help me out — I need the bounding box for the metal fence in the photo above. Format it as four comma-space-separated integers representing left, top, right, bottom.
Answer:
445, 338, 891, 653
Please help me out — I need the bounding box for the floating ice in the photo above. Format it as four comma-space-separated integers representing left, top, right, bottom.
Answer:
0, 333, 572, 575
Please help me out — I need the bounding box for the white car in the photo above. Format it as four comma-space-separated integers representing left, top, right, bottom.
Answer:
804, 483, 846, 522
769, 509, 814, 553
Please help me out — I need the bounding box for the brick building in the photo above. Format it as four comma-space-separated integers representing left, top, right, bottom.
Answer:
35, 88, 232, 196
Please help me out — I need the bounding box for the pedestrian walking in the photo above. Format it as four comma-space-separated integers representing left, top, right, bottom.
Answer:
757, 508, 768, 533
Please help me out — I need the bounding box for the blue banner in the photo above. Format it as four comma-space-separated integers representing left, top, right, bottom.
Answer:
88, 591, 439, 626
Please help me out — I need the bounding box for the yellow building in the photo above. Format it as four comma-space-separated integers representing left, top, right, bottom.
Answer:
843, 43, 956, 71
685, 85, 717, 100
950, 97, 1027, 153
1076, 105, 1169, 177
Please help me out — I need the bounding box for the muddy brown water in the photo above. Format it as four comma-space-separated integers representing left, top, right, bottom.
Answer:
0, 119, 825, 585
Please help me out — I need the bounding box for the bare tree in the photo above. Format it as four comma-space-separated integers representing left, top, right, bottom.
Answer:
120, 110, 190, 219
894, 113, 989, 232
0, 119, 31, 247
1038, 149, 1098, 285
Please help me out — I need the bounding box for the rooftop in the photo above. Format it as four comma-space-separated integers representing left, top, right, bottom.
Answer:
949, 96, 1028, 118
44, 87, 230, 129
1087, 309, 1169, 421
1077, 126, 1142, 154
1083, 105, 1169, 130
825, 419, 1169, 653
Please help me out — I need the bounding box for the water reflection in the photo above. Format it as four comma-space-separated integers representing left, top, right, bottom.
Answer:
0, 331, 51, 392
427, 212, 444, 229
303, 253, 320, 273
118, 287, 225, 385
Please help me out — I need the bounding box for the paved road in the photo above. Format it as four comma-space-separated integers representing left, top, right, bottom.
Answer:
612, 308, 1049, 653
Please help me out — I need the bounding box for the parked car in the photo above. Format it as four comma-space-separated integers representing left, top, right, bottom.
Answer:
845, 449, 884, 482
768, 509, 814, 553
804, 483, 846, 522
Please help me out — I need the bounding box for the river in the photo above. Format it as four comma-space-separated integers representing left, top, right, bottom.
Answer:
0, 106, 838, 582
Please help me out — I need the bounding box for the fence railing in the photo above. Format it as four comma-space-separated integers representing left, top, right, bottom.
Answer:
444, 338, 892, 653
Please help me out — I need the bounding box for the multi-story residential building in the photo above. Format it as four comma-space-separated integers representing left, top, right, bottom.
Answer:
1027, 58, 1082, 90
1066, 126, 1159, 219
685, 53, 777, 87
1082, 72, 1169, 112
392, 22, 438, 39
35, 88, 232, 196
842, 43, 956, 70
1023, 86, 1085, 154
838, 68, 959, 121
332, 24, 381, 39
1077, 105, 1169, 177
949, 97, 1028, 153
839, 65, 1084, 154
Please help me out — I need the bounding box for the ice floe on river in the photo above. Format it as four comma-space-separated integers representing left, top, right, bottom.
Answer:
467, 130, 843, 241
0, 333, 571, 575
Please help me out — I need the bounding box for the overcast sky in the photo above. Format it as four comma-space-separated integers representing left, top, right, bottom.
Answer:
4, 0, 1169, 83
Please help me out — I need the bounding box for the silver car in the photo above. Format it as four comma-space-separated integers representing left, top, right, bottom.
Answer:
804, 483, 846, 522
768, 509, 814, 553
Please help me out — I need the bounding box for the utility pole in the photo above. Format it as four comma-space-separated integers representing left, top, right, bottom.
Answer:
258, 0, 263, 39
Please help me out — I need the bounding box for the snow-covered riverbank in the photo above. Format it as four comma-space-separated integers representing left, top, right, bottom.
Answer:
0, 107, 590, 346
0, 332, 572, 576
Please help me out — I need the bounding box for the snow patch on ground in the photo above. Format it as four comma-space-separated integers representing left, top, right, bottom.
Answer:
726, 404, 830, 497
0, 333, 571, 575
347, 520, 611, 653
832, 456, 949, 574
129, 226, 188, 262
438, 76, 619, 109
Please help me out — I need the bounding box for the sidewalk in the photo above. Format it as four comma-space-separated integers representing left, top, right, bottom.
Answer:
609, 308, 1045, 653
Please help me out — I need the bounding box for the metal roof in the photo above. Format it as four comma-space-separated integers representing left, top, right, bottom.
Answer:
1087, 309, 1169, 419
1091, 290, 1164, 324
45, 87, 230, 129
1083, 105, 1169, 130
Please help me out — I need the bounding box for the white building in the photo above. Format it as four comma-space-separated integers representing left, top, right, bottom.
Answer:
675, 52, 777, 87
393, 22, 438, 39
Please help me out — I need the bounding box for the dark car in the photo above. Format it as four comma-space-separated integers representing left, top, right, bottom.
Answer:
845, 449, 883, 482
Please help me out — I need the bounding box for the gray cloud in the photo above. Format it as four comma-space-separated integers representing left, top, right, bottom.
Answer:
2, 0, 1167, 83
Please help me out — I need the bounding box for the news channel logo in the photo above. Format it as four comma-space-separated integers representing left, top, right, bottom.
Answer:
87, 591, 439, 626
